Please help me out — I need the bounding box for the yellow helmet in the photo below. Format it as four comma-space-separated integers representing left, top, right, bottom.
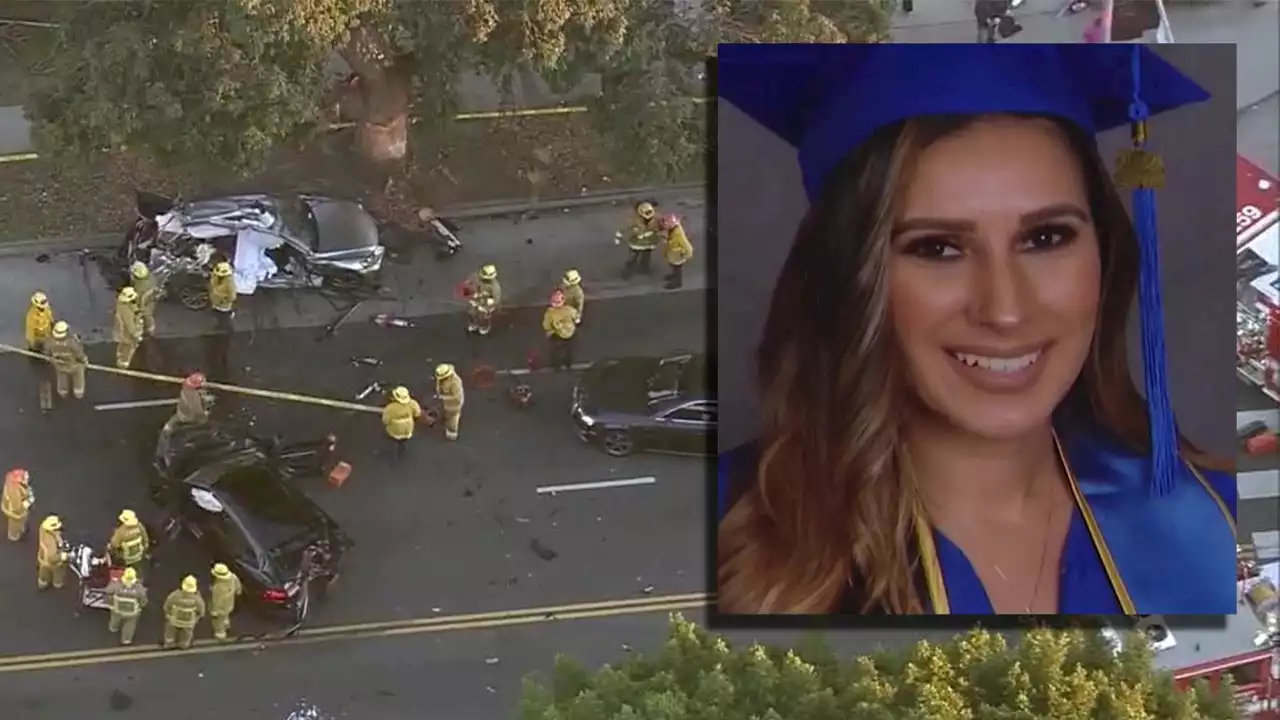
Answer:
563, 269, 581, 285
41, 515, 61, 532
51, 321, 69, 339
435, 363, 455, 380
479, 264, 497, 281
181, 575, 198, 593
636, 202, 656, 220
118, 509, 138, 526
121, 567, 139, 585
130, 262, 149, 279
211, 563, 231, 579
118, 286, 138, 303
31, 291, 48, 308
213, 261, 233, 277
391, 386, 410, 403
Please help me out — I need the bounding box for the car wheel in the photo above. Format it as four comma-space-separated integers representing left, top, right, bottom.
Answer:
602, 429, 635, 457
178, 283, 210, 311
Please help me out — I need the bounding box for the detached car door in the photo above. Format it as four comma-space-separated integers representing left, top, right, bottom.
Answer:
652, 401, 716, 455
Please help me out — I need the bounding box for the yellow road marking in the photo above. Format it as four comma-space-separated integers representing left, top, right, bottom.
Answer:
0, 342, 381, 414
0, 593, 710, 673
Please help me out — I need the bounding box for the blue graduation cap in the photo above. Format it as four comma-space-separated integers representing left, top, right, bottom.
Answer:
718, 44, 1210, 497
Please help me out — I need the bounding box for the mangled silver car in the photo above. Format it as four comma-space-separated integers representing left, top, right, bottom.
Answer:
108, 191, 386, 309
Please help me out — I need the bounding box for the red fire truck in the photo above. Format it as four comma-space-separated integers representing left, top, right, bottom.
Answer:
1141, 559, 1280, 717
1236, 154, 1280, 399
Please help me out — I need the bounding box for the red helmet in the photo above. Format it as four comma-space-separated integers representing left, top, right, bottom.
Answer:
184, 372, 206, 389
5, 468, 28, 485
549, 289, 566, 308
661, 214, 681, 230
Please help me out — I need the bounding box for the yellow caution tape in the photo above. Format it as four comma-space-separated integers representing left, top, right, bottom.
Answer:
0, 342, 381, 414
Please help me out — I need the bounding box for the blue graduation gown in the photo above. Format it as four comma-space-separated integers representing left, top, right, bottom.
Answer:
717, 429, 1237, 615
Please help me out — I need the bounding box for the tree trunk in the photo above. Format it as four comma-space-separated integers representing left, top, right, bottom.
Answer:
337, 26, 410, 164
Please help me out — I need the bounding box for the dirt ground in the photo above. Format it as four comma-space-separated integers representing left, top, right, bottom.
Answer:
0, 114, 704, 243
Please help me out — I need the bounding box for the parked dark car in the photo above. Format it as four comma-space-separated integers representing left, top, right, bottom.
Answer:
150, 424, 352, 628
570, 352, 712, 457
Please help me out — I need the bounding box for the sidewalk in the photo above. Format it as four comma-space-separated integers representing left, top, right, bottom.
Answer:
0, 188, 707, 347
892, 0, 1278, 111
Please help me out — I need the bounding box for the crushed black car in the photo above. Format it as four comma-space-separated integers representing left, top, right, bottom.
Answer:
150, 424, 353, 630
570, 352, 713, 457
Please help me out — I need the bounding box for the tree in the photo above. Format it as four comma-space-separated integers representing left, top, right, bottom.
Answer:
28, 0, 893, 183
519, 614, 1244, 720
28, 0, 385, 175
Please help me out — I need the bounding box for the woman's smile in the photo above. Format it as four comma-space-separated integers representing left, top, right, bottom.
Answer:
947, 344, 1051, 394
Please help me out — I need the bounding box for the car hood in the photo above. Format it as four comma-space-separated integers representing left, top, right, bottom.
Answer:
177, 194, 278, 223
306, 198, 381, 254
578, 358, 661, 414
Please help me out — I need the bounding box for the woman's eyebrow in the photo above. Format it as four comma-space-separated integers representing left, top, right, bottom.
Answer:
892, 203, 1092, 235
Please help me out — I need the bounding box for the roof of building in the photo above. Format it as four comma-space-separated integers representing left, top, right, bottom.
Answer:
1152, 561, 1279, 674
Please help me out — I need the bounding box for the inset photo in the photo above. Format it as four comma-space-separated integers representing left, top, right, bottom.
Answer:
715, 43, 1238, 619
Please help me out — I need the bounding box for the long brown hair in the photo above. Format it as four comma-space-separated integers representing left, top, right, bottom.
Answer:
717, 114, 1220, 614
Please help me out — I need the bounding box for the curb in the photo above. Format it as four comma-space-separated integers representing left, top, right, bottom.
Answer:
0, 183, 706, 258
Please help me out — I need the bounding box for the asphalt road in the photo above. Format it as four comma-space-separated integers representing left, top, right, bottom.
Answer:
0, 607, 967, 720
0, 290, 708, 658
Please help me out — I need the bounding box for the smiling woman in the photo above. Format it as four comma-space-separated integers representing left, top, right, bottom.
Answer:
714, 44, 1238, 617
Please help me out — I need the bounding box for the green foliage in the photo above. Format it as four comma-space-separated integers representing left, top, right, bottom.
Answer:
520, 614, 1245, 720
28, 0, 385, 174
28, 0, 891, 182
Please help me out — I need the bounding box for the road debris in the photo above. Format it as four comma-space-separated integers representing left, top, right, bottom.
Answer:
372, 313, 414, 328
356, 381, 384, 400
320, 299, 366, 339
530, 538, 558, 561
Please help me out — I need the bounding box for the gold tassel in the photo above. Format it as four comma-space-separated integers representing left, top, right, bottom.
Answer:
1114, 120, 1165, 190
1114, 148, 1165, 189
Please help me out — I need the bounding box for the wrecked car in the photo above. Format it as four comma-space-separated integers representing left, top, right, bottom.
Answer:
150, 423, 353, 631
108, 191, 387, 309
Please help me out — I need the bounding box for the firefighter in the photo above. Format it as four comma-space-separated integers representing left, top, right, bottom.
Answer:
435, 364, 464, 441
108, 509, 150, 569
105, 566, 148, 646
616, 201, 660, 278
131, 262, 160, 337
36, 514, 68, 591
209, 562, 243, 641
209, 261, 237, 332
381, 385, 423, 460
25, 291, 54, 353
162, 575, 206, 649
561, 269, 585, 324
2, 468, 33, 542
163, 372, 210, 432
114, 286, 143, 369
44, 321, 88, 400
467, 264, 502, 335
542, 289, 579, 372
660, 214, 694, 290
